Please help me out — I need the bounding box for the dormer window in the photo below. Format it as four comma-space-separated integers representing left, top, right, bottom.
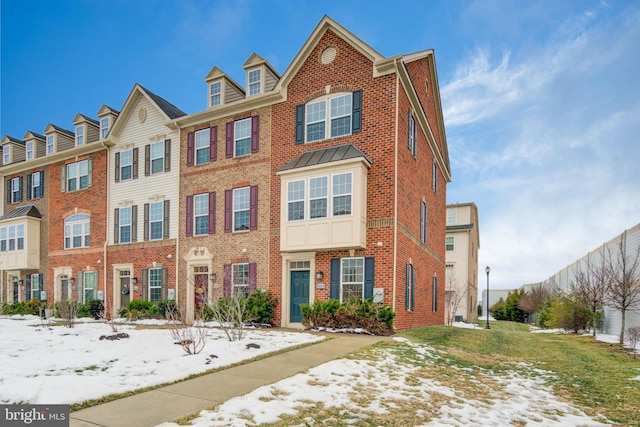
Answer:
75, 125, 85, 146
26, 141, 34, 160
248, 69, 261, 96
46, 135, 55, 155
209, 81, 221, 107
100, 117, 110, 139
3, 146, 10, 165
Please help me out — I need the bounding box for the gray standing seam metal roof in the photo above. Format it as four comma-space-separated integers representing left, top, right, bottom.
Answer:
446, 224, 474, 231
138, 85, 187, 119
277, 143, 372, 172
0, 204, 42, 221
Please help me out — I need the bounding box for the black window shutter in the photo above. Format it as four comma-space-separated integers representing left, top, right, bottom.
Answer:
163, 200, 170, 239
249, 185, 258, 231
144, 144, 150, 176
185, 195, 193, 237
408, 110, 413, 152
26, 174, 32, 200
114, 208, 120, 243
164, 139, 171, 172
420, 201, 425, 243
248, 262, 257, 293
142, 268, 148, 301
17, 176, 23, 202
38, 274, 43, 301
330, 258, 340, 300
133, 147, 139, 179
61, 165, 66, 193
411, 265, 416, 311
26, 275, 31, 300
208, 192, 216, 234
39, 171, 44, 198
131, 205, 138, 242
251, 116, 259, 153
223, 264, 231, 296
224, 189, 232, 233
352, 90, 362, 133
6, 180, 11, 203
210, 126, 217, 162
187, 132, 194, 166
364, 257, 374, 299
225, 122, 233, 158
295, 104, 304, 144
143, 203, 149, 241
115, 152, 121, 182
87, 158, 93, 187
162, 268, 168, 300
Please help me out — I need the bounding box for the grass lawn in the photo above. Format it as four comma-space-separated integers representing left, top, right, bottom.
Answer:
402, 321, 640, 426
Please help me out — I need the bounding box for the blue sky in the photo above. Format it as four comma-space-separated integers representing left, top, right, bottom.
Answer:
1, 0, 639, 292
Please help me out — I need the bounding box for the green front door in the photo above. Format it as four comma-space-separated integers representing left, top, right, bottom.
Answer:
290, 270, 310, 323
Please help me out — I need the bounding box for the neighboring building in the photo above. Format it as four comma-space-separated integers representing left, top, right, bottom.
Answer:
528, 223, 640, 337
445, 202, 479, 323
102, 84, 185, 317
1, 16, 452, 331
481, 288, 513, 320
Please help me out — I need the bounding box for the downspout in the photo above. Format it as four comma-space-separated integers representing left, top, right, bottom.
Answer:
392, 58, 400, 313
101, 141, 110, 317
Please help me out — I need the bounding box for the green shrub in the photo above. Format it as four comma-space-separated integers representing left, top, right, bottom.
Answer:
88, 300, 104, 320
246, 290, 278, 325
157, 300, 179, 318
119, 300, 157, 320
76, 302, 91, 318
301, 298, 395, 335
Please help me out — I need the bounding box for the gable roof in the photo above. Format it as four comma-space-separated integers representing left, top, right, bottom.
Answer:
138, 85, 187, 119
0, 204, 42, 221
277, 143, 372, 172
44, 124, 75, 138
23, 131, 46, 141
72, 113, 100, 127
1, 135, 25, 146
97, 104, 121, 116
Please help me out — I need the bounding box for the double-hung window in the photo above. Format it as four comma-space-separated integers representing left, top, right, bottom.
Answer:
150, 141, 164, 174
46, 135, 55, 154
0, 228, 6, 251
120, 150, 133, 180
119, 207, 132, 243
408, 110, 417, 157
64, 214, 90, 249
26, 142, 34, 160
287, 180, 305, 221
234, 118, 251, 157
446, 236, 454, 251
100, 117, 109, 139
232, 263, 249, 297
306, 93, 352, 143
193, 193, 209, 235
3, 147, 11, 165
11, 177, 21, 203
406, 263, 416, 311
233, 187, 250, 231
1, 225, 24, 251
30, 274, 40, 300
309, 176, 328, 219
248, 69, 261, 96
432, 159, 438, 193
447, 208, 457, 225
75, 125, 84, 146
420, 200, 428, 243
210, 81, 221, 106
195, 129, 210, 165
148, 267, 162, 302
148, 202, 163, 240
341, 257, 364, 301
83, 271, 97, 303
332, 173, 352, 216
67, 160, 89, 191
432, 276, 439, 312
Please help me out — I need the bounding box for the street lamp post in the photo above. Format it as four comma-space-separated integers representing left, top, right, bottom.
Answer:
485, 266, 491, 329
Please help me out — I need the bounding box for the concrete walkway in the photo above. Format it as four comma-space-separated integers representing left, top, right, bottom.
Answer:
69, 333, 389, 427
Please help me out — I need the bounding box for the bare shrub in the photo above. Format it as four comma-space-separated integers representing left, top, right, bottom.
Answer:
57, 300, 78, 328
166, 310, 208, 355
627, 326, 640, 358
209, 295, 248, 342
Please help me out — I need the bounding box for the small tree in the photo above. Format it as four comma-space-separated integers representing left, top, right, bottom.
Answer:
57, 300, 79, 328
208, 294, 249, 341
445, 272, 468, 325
570, 257, 607, 337
548, 294, 590, 333
518, 283, 549, 319
627, 327, 640, 358
604, 237, 640, 344
167, 309, 208, 355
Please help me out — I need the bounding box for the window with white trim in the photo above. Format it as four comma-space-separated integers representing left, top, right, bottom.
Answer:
286, 173, 353, 221
210, 81, 221, 106
100, 117, 109, 139
234, 118, 251, 157
46, 135, 55, 154
309, 176, 328, 219
3, 146, 10, 165
193, 193, 209, 235
75, 125, 85, 146
408, 110, 417, 158
67, 160, 89, 191
119, 207, 132, 243
306, 93, 352, 142
446, 236, 454, 251
341, 257, 364, 301
150, 141, 164, 174
148, 267, 162, 302
232, 263, 249, 296
432, 276, 439, 312
332, 172, 352, 216
446, 264, 454, 287
420, 200, 428, 243
0, 224, 24, 252
120, 149, 132, 180
11, 177, 21, 203
195, 129, 210, 165
248, 69, 261, 96
287, 180, 305, 221
233, 187, 250, 231
149, 201, 163, 240
26, 141, 34, 160
64, 214, 90, 249
30, 274, 40, 300
447, 208, 457, 225
83, 271, 97, 303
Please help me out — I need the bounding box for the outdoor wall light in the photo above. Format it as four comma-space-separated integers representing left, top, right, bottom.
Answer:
69, 278, 75, 285
18, 280, 24, 285
316, 271, 323, 280
210, 273, 217, 281
241, 248, 248, 254
132, 277, 138, 284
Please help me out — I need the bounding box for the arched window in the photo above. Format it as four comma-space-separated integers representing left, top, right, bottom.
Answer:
64, 214, 90, 249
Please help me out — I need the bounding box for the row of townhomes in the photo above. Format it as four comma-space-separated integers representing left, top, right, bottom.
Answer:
0, 16, 451, 330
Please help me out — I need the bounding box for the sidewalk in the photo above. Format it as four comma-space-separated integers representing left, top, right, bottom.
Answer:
70, 333, 389, 427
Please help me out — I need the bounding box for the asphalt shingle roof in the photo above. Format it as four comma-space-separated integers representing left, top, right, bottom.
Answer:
139, 85, 187, 119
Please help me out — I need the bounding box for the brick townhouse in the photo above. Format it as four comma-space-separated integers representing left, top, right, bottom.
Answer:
1, 16, 451, 330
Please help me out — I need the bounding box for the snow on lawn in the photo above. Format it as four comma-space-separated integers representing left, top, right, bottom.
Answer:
158, 337, 612, 427
0, 315, 323, 405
